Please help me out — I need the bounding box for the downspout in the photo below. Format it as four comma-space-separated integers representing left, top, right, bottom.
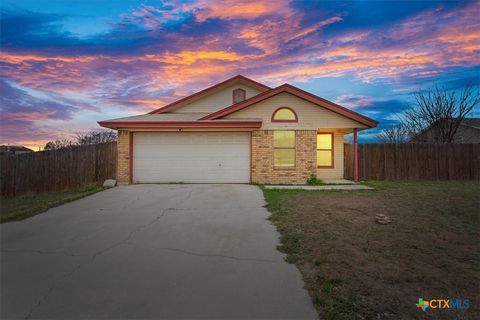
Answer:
129, 131, 134, 184
353, 128, 359, 182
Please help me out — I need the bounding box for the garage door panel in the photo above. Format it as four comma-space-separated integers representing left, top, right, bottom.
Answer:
133, 132, 250, 183
135, 133, 247, 145
134, 146, 248, 157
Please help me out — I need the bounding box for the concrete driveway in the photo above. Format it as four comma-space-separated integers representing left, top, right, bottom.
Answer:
1, 184, 317, 319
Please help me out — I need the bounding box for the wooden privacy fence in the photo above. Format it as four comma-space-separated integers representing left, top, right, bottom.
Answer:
2, 142, 478, 196
344, 143, 480, 180
0, 142, 117, 197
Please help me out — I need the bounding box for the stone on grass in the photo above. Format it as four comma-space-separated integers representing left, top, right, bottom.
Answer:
375, 214, 392, 225
103, 179, 117, 187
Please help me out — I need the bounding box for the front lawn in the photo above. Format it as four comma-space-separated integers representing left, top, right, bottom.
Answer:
262, 181, 479, 320
0, 185, 107, 223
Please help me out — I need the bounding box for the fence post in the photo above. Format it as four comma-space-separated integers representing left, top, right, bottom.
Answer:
353, 128, 358, 181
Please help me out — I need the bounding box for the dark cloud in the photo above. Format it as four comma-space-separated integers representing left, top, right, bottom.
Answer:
352, 99, 409, 141
0, 8, 164, 55
0, 79, 77, 119
293, 0, 471, 37
0, 9, 81, 52
355, 99, 409, 118
0, 79, 94, 145
440, 73, 480, 90
0, 6, 242, 57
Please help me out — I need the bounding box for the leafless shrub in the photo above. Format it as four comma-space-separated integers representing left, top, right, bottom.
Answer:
43, 139, 75, 150
76, 130, 117, 145
43, 130, 117, 150
404, 86, 479, 143
376, 125, 408, 144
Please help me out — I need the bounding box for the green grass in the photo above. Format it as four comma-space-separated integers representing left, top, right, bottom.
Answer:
0, 185, 107, 223
262, 181, 480, 320
306, 174, 324, 185
263, 187, 305, 263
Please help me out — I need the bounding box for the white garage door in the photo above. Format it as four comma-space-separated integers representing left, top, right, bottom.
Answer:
133, 132, 250, 183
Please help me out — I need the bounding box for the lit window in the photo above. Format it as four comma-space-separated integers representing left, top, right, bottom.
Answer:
317, 133, 333, 167
274, 131, 295, 167
233, 88, 246, 103
272, 107, 297, 122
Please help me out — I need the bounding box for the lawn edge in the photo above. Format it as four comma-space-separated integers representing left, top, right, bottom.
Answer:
259, 186, 374, 320
1, 185, 109, 223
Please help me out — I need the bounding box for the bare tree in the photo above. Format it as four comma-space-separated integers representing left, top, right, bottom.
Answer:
44, 139, 74, 150
376, 125, 408, 144
43, 130, 117, 150
76, 130, 117, 145
404, 86, 479, 143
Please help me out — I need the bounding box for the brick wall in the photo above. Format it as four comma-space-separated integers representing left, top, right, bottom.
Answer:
117, 130, 130, 184
251, 130, 316, 184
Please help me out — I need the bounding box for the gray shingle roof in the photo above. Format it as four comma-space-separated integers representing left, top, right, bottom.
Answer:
100, 113, 210, 122
0, 145, 33, 152
461, 118, 480, 129
100, 113, 260, 123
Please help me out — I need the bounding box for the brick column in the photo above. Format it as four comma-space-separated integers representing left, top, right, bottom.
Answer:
117, 130, 131, 184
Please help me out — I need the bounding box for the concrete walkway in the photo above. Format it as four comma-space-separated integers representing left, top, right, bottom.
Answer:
322, 178, 357, 185
265, 184, 373, 190
1, 184, 318, 319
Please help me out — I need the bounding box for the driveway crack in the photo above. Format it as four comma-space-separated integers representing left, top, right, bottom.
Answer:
24, 259, 87, 319
20, 209, 169, 319
91, 208, 168, 260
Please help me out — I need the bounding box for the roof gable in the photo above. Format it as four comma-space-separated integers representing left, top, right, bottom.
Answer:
221, 92, 369, 129
149, 75, 271, 114
200, 84, 378, 128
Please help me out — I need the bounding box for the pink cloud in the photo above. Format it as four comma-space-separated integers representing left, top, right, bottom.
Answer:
1, 1, 479, 147
335, 95, 373, 108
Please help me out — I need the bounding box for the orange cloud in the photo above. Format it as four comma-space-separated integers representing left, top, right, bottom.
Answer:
0, 52, 97, 64
162, 50, 247, 64
238, 29, 260, 42
192, 0, 290, 22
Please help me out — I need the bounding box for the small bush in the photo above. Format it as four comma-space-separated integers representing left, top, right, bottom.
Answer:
307, 174, 324, 185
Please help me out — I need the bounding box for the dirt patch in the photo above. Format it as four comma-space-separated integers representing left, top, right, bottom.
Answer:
263, 181, 479, 320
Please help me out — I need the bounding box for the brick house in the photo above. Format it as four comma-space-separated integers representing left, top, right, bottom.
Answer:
99, 75, 377, 184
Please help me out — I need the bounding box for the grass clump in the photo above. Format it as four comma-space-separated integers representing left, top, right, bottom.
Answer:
307, 174, 324, 185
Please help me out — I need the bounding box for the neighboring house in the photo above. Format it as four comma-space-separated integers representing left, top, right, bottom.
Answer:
0, 145, 34, 155
411, 118, 480, 143
99, 75, 377, 184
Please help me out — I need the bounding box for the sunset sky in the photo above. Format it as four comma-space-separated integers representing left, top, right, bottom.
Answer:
1, 0, 479, 150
